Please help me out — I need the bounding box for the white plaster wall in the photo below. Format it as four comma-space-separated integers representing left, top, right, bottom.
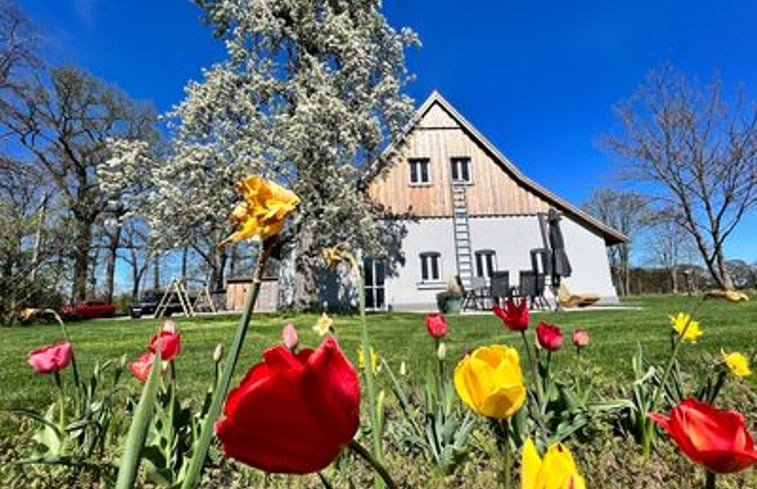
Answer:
384, 218, 457, 310
385, 215, 618, 311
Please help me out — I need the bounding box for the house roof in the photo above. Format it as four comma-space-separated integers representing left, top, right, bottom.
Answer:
371, 90, 628, 245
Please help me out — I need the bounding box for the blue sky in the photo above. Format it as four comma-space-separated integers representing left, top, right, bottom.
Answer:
17, 0, 756, 263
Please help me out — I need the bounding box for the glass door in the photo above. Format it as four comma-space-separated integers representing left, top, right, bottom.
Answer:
363, 258, 386, 311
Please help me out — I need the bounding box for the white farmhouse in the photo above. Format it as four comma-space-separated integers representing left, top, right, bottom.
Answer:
356, 91, 626, 311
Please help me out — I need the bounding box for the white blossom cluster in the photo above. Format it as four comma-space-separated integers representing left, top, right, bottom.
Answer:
103, 0, 418, 297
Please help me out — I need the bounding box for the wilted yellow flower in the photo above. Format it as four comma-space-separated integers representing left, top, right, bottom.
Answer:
357, 346, 380, 375
669, 312, 703, 343
453, 344, 525, 419
521, 438, 586, 489
721, 349, 752, 377
312, 312, 334, 337
221, 175, 300, 245
322, 245, 349, 269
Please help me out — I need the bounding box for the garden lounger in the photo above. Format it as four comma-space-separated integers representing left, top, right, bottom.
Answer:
557, 281, 600, 308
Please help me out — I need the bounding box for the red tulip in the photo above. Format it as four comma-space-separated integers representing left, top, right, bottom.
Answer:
149, 322, 181, 361
215, 335, 360, 474
493, 298, 529, 332
426, 313, 448, 339
536, 322, 564, 351
28, 341, 73, 374
649, 399, 757, 474
129, 351, 155, 382
572, 329, 590, 349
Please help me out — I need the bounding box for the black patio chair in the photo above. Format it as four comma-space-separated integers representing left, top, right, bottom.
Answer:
490, 271, 511, 308
519, 270, 549, 309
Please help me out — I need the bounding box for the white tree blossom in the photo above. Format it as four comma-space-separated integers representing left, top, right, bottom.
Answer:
108, 0, 418, 304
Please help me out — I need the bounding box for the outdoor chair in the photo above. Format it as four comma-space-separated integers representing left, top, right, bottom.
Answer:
489, 271, 511, 308
459, 275, 488, 310
519, 270, 550, 309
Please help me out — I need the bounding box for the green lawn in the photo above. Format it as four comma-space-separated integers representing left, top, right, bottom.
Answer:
2, 294, 754, 439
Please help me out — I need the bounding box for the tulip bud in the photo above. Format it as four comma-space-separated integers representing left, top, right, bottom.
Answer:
213, 343, 224, 363
282, 324, 299, 351
437, 342, 447, 361
399, 361, 407, 377
572, 329, 590, 349
163, 319, 177, 334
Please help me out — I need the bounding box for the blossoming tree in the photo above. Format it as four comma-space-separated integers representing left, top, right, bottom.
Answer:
107, 0, 418, 305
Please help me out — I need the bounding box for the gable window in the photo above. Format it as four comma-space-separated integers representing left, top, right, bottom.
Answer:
475, 250, 496, 278
451, 157, 471, 183
420, 252, 441, 281
409, 158, 430, 185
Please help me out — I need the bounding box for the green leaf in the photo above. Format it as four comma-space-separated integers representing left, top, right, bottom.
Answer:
115, 348, 162, 489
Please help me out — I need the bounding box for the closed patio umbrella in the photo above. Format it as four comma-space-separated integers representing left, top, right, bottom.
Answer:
547, 208, 571, 286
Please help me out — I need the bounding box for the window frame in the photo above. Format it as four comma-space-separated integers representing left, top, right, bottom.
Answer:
419, 251, 442, 282
408, 158, 431, 185
474, 249, 497, 278
450, 157, 472, 184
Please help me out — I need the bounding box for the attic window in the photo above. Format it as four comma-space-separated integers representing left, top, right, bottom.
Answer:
409, 158, 430, 185
451, 157, 471, 183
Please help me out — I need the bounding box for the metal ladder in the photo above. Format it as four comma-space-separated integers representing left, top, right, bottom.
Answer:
451, 183, 473, 289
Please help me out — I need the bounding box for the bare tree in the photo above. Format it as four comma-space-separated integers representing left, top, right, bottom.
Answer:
0, 0, 36, 92
607, 66, 757, 290
583, 188, 649, 295
644, 210, 699, 293
0, 67, 157, 300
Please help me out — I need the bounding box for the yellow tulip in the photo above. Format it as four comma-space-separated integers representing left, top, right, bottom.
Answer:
322, 245, 349, 269
453, 345, 526, 419
669, 312, 703, 343
521, 438, 586, 489
312, 312, 334, 337
221, 175, 300, 244
721, 349, 752, 377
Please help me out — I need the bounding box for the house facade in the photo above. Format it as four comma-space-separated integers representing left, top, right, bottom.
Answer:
360, 91, 626, 311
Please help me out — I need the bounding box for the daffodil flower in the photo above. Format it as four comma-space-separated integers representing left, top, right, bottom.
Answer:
669, 312, 703, 343
721, 349, 752, 377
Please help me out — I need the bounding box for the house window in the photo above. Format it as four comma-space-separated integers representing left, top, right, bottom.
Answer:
475, 250, 496, 278
451, 157, 471, 183
420, 252, 441, 281
409, 158, 430, 185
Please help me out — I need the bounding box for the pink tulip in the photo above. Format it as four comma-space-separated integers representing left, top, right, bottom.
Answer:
149, 322, 182, 361
28, 341, 73, 374
572, 329, 590, 349
129, 351, 155, 382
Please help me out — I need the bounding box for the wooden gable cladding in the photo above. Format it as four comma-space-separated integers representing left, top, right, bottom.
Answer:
368, 101, 551, 217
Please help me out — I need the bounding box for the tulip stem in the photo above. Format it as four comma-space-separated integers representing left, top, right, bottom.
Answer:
520, 331, 550, 444
317, 471, 334, 489
644, 297, 707, 457
53, 371, 66, 434
500, 419, 512, 489
348, 253, 384, 489
349, 440, 398, 489
705, 471, 716, 489
179, 243, 272, 489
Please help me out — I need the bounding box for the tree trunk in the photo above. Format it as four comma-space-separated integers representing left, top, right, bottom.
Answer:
72, 220, 93, 301
153, 256, 160, 291
210, 247, 228, 292
670, 265, 679, 294
104, 224, 122, 303
181, 247, 189, 282
714, 247, 734, 290
292, 226, 319, 310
